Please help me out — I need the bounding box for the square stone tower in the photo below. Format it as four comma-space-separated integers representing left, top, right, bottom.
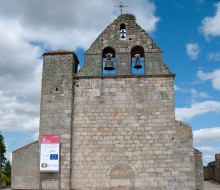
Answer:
12, 14, 204, 190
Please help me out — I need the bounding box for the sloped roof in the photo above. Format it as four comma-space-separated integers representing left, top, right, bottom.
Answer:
12, 140, 39, 153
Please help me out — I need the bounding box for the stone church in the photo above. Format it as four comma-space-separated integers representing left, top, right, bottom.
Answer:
12, 14, 204, 190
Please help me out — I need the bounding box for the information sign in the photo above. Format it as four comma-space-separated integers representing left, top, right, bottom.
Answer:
40, 134, 60, 172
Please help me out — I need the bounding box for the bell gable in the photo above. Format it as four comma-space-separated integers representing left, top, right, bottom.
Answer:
78, 14, 173, 77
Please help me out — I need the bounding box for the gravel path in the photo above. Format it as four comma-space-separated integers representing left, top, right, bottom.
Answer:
2, 181, 220, 190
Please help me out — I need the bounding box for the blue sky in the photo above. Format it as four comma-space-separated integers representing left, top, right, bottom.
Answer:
0, 0, 220, 165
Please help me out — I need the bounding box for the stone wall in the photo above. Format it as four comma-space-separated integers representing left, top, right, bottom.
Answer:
214, 160, 220, 183
39, 50, 78, 189
194, 149, 204, 190
204, 157, 220, 184
204, 166, 214, 180
71, 76, 196, 190
11, 141, 39, 190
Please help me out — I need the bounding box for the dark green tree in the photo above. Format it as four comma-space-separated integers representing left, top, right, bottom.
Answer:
0, 132, 6, 172
3, 161, 11, 179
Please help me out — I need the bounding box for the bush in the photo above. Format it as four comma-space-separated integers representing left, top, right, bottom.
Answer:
0, 174, 10, 186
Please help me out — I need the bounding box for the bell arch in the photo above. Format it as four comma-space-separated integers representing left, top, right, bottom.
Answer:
120, 23, 126, 30
131, 45, 145, 75
120, 23, 126, 40
102, 47, 116, 75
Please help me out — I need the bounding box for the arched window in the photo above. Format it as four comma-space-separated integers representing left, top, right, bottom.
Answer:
120, 23, 126, 40
102, 47, 116, 75
131, 46, 145, 74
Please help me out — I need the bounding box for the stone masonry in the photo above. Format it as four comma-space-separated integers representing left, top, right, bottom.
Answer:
71, 76, 193, 190
12, 14, 204, 190
12, 141, 39, 189
204, 154, 220, 183
39, 50, 79, 189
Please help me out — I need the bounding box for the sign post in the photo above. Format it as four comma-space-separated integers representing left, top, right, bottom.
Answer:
39, 134, 60, 189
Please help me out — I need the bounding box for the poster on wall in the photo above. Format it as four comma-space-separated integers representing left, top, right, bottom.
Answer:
40, 134, 60, 172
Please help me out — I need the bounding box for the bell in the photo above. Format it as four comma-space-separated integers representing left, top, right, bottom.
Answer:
104, 54, 115, 71
120, 29, 126, 39
134, 54, 142, 69
121, 33, 126, 39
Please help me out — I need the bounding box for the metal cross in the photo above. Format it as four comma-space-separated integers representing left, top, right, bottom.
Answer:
115, 1, 128, 15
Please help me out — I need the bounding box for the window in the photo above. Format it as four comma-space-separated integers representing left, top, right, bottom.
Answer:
131, 46, 145, 74
120, 23, 126, 30
120, 23, 126, 40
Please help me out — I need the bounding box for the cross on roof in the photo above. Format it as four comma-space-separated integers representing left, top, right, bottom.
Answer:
115, 2, 128, 15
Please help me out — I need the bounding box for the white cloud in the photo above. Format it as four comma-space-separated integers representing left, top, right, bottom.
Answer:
197, 69, 220, 91
208, 51, 220, 61
200, 2, 220, 39
195, 146, 220, 152
175, 101, 220, 121
0, 0, 159, 133
186, 43, 200, 60
193, 127, 220, 165
175, 85, 210, 99
0, 0, 159, 50
0, 18, 42, 132
174, 85, 187, 92
193, 127, 220, 145
190, 89, 211, 99
0, 19, 42, 132
194, 127, 220, 144
0, 91, 40, 132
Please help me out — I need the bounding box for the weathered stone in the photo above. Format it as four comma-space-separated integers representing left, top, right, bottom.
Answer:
12, 14, 204, 190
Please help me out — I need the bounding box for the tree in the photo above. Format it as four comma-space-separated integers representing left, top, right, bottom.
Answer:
3, 161, 11, 179
0, 132, 6, 172
1, 161, 11, 186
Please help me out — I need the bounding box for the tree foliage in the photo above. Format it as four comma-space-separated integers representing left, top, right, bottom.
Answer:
0, 174, 10, 186
0, 132, 6, 171
3, 161, 11, 179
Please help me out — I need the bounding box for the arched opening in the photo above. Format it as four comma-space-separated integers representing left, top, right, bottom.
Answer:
131, 45, 145, 75
110, 163, 135, 189
102, 47, 116, 75
120, 23, 126, 40
120, 23, 126, 30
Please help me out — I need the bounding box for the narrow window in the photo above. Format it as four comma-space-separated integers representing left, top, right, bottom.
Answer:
131, 46, 145, 74
120, 24, 126, 30
102, 47, 116, 75
120, 24, 126, 40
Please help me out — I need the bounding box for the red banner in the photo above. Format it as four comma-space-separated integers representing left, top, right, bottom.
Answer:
41, 134, 60, 144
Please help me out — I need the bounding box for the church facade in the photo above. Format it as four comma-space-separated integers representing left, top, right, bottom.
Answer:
12, 14, 204, 190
